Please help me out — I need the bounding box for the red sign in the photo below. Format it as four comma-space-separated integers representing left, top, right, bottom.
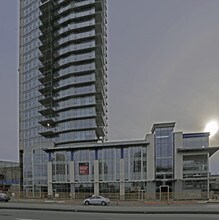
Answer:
79, 163, 89, 175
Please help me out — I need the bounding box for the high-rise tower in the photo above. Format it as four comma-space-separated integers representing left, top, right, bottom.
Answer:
19, 0, 107, 194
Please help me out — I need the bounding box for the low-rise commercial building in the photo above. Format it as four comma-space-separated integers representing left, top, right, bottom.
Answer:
44, 122, 219, 200
209, 174, 219, 198
0, 161, 20, 192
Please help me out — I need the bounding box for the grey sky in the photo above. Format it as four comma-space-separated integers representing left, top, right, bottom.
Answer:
0, 0, 19, 162
0, 0, 219, 172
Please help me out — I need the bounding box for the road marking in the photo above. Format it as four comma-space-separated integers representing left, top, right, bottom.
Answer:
16, 219, 38, 220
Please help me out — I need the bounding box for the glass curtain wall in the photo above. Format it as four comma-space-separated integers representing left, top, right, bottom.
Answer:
19, 0, 49, 195
183, 135, 209, 148
124, 146, 147, 199
74, 149, 95, 182
154, 127, 174, 180
154, 127, 174, 199
98, 148, 120, 182
50, 145, 147, 198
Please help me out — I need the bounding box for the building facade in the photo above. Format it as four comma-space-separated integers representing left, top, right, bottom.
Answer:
209, 174, 219, 198
19, 0, 107, 195
0, 161, 20, 192
45, 122, 219, 200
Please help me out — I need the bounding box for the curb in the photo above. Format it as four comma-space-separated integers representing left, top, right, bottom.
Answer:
1, 206, 219, 215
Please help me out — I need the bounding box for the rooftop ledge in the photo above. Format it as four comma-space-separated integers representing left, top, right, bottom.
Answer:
177, 146, 219, 157
44, 140, 149, 152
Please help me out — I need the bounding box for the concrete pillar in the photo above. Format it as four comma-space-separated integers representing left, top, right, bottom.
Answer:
174, 132, 183, 199
47, 161, 53, 198
69, 161, 75, 199
70, 184, 75, 199
145, 134, 156, 200
120, 158, 125, 200
146, 134, 155, 181
207, 153, 210, 200
174, 132, 183, 180
174, 180, 183, 200
94, 160, 99, 195
146, 181, 156, 200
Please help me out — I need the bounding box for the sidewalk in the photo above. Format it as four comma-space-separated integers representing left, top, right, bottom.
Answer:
9, 197, 219, 205
9, 198, 148, 206
7, 198, 207, 207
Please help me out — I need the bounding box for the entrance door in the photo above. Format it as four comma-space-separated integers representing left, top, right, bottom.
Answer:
160, 185, 169, 200
138, 190, 146, 200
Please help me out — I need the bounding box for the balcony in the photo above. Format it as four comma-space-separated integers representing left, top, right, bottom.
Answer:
56, 19, 96, 36
95, 90, 107, 106
54, 90, 96, 102
53, 101, 95, 112
95, 44, 105, 57
39, 25, 53, 38
38, 105, 55, 116
96, 125, 107, 138
56, 8, 96, 26
56, 30, 96, 48
38, 73, 53, 84
95, 66, 107, 79
74, 0, 95, 8
96, 112, 107, 127
96, 56, 106, 70
96, 76, 107, 90
96, 100, 107, 114
95, 22, 105, 35
95, 33, 105, 47
54, 63, 96, 79
38, 83, 53, 94
54, 74, 95, 90
38, 115, 57, 126
56, 52, 96, 69
38, 94, 54, 105
39, 126, 56, 137
57, 0, 65, 4
56, 4, 71, 16
58, 41, 96, 57
95, 10, 105, 23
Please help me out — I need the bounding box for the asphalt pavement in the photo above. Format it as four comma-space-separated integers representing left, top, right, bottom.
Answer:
1, 209, 219, 220
0, 199, 219, 214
